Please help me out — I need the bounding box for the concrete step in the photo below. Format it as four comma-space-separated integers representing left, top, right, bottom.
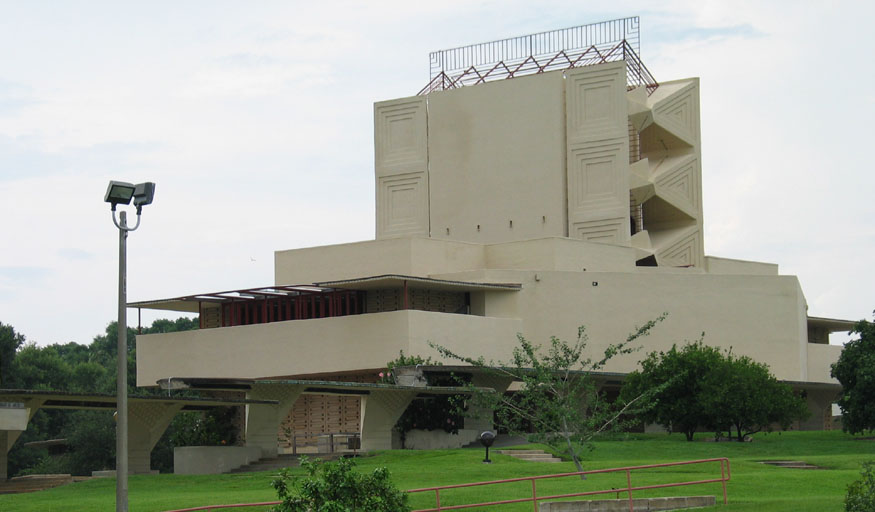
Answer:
0, 474, 74, 494
496, 450, 562, 463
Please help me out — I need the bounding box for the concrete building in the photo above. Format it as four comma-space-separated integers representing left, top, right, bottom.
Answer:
132, 18, 852, 465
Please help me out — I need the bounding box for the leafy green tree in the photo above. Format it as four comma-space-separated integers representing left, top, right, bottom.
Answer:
271, 457, 410, 512
431, 315, 665, 474
64, 411, 116, 475
845, 461, 875, 512
624, 341, 808, 441
9, 344, 72, 391
704, 352, 809, 441
832, 313, 875, 435
0, 322, 26, 386
622, 340, 722, 441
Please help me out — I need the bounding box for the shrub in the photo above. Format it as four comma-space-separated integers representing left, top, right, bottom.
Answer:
271, 456, 410, 512
845, 461, 875, 512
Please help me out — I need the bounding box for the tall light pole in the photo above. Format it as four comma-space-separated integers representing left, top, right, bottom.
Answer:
104, 181, 155, 512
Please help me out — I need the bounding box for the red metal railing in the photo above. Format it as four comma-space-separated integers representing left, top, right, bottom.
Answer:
406, 458, 730, 512
163, 458, 730, 512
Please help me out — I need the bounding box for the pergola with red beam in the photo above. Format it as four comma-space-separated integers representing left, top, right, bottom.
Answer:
128, 274, 522, 330
129, 284, 365, 329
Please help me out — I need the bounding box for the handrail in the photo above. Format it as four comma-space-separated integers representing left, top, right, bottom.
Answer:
417, 40, 658, 96
407, 457, 730, 512
163, 458, 730, 512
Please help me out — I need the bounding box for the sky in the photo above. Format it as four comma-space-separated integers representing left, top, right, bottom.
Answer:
0, 0, 872, 347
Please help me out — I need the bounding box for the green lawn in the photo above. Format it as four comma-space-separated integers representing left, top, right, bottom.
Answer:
0, 431, 871, 511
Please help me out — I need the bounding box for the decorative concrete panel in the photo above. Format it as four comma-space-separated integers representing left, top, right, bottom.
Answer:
377, 172, 429, 238
571, 218, 627, 244
654, 156, 699, 217
568, 142, 627, 212
565, 61, 629, 246
566, 140, 629, 245
374, 97, 429, 239
565, 61, 627, 142
651, 80, 699, 147
656, 229, 702, 267
374, 98, 427, 172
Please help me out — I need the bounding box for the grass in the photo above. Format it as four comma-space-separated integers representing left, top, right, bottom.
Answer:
0, 430, 871, 511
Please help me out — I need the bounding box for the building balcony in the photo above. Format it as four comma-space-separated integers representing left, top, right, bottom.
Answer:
136, 309, 523, 387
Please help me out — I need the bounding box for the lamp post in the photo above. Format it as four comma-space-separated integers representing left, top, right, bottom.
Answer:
104, 180, 155, 512
479, 430, 495, 463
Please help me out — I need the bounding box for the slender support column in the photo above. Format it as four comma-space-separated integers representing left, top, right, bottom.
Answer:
0, 431, 8, 481
245, 384, 305, 458
360, 390, 418, 451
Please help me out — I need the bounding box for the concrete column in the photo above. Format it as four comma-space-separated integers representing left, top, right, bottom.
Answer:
128, 402, 185, 474
467, 374, 514, 432
360, 390, 418, 451
245, 384, 305, 458
800, 388, 840, 431
0, 431, 7, 481
1, 399, 44, 481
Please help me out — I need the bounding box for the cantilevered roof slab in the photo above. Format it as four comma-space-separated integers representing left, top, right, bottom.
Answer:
0, 389, 278, 411
807, 316, 856, 333
128, 275, 521, 313
155, 377, 479, 396
315, 274, 522, 292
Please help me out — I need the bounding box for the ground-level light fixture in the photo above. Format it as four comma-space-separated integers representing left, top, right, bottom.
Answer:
104, 180, 156, 512
480, 430, 495, 464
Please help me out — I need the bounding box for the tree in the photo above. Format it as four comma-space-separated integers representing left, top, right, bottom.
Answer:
704, 352, 809, 441
623, 341, 809, 441
621, 340, 722, 441
9, 344, 72, 391
431, 315, 665, 474
831, 313, 875, 435
845, 461, 875, 512
271, 457, 410, 512
0, 321, 26, 386
2, 316, 200, 476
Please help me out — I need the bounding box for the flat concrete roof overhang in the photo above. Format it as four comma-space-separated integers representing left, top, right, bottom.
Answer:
315, 274, 522, 292
410, 365, 628, 382
807, 316, 857, 333
128, 274, 522, 314
407, 366, 843, 392
156, 377, 481, 397
0, 389, 279, 411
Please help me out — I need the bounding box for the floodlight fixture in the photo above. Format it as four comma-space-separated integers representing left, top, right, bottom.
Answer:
104, 181, 136, 209
133, 182, 156, 210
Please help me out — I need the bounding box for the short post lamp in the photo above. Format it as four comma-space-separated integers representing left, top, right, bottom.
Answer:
104, 180, 155, 512
479, 431, 495, 464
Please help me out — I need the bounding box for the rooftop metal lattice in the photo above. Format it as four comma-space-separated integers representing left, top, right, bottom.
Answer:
419, 17, 657, 95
